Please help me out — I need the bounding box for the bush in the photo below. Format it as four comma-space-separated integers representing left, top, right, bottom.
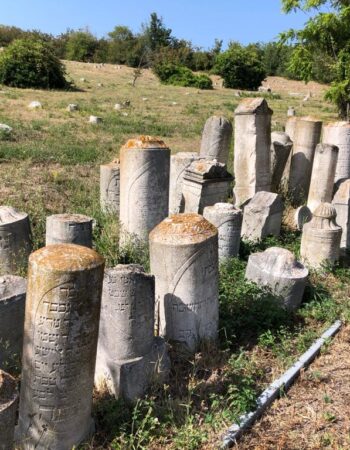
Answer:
0, 38, 69, 89
213, 45, 266, 90
153, 62, 212, 89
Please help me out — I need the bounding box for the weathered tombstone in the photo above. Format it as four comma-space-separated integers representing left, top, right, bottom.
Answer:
28, 101, 42, 109
332, 179, 350, 251
182, 159, 233, 214
199, 116, 233, 164
322, 121, 350, 183
288, 116, 323, 204
245, 247, 308, 310
119, 136, 170, 244
203, 203, 242, 259
66, 104, 78, 112
270, 131, 293, 192
100, 160, 120, 214
95, 265, 170, 402
46, 214, 93, 248
307, 143, 339, 213
287, 106, 296, 117
149, 214, 219, 353
0, 370, 18, 450
233, 98, 272, 206
241, 192, 284, 242
169, 152, 199, 215
89, 115, 102, 124
300, 203, 342, 269
0, 206, 32, 275
294, 206, 312, 231
0, 124, 12, 135
0, 275, 26, 370
16, 244, 104, 450
285, 116, 297, 142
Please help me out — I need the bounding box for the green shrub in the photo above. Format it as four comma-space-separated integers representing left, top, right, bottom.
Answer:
153, 62, 212, 89
0, 38, 69, 89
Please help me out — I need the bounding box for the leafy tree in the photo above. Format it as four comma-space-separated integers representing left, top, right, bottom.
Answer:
153, 62, 212, 89
144, 12, 175, 52
65, 30, 99, 62
107, 26, 136, 64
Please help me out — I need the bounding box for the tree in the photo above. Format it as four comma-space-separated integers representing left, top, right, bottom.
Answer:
65, 30, 98, 62
107, 26, 136, 64
144, 12, 175, 52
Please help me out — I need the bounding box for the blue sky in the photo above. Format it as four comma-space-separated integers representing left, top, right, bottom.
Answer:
2, 0, 325, 49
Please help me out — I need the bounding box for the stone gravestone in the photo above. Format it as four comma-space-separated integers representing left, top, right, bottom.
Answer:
288, 116, 323, 205
332, 179, 350, 252
119, 136, 170, 244
246, 247, 308, 310
0, 275, 26, 370
100, 160, 120, 214
270, 131, 293, 192
307, 143, 339, 213
233, 98, 272, 206
46, 213, 94, 248
95, 265, 170, 402
203, 203, 242, 260
241, 192, 284, 242
300, 203, 342, 269
285, 116, 297, 142
0, 206, 32, 275
0, 370, 18, 450
322, 121, 350, 183
199, 116, 233, 164
16, 244, 104, 450
169, 152, 199, 215
182, 159, 233, 214
149, 214, 219, 354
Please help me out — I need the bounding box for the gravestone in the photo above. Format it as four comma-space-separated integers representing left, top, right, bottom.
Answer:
294, 206, 312, 231
149, 214, 219, 354
0, 206, 32, 275
332, 179, 350, 251
287, 106, 296, 117
182, 159, 233, 214
233, 98, 272, 206
300, 203, 342, 269
66, 104, 78, 112
169, 152, 199, 215
246, 247, 308, 310
119, 136, 170, 244
0, 275, 26, 370
46, 214, 93, 248
322, 121, 350, 183
28, 101, 42, 109
0, 370, 18, 450
285, 116, 297, 142
89, 115, 102, 124
16, 244, 104, 450
270, 131, 293, 192
203, 203, 242, 259
241, 192, 284, 242
199, 116, 233, 164
100, 160, 120, 214
95, 265, 170, 402
307, 143, 339, 213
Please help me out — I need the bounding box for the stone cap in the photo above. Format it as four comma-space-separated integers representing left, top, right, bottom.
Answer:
313, 202, 337, 219
46, 213, 93, 224
333, 179, 350, 204
0, 275, 26, 301
0, 370, 17, 411
234, 98, 273, 116
0, 206, 28, 225
29, 244, 104, 273
122, 135, 168, 150
203, 202, 242, 216
185, 159, 232, 179
149, 213, 217, 245
271, 131, 293, 147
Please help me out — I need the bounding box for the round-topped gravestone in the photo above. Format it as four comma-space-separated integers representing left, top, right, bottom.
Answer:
17, 244, 104, 450
46, 213, 94, 248
322, 121, 350, 183
199, 116, 233, 164
0, 370, 18, 449
100, 160, 120, 214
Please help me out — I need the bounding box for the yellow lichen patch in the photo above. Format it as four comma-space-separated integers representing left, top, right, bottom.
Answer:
122, 135, 168, 150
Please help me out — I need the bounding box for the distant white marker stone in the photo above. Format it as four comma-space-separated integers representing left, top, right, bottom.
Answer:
0, 124, 12, 134
89, 115, 102, 124
66, 104, 78, 112
28, 101, 42, 109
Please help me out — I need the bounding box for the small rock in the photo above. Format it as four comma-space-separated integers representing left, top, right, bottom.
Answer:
66, 104, 78, 112
80, 78, 86, 82
89, 115, 102, 124
28, 101, 42, 109
122, 112, 128, 117
97, 83, 103, 87
0, 124, 12, 134
114, 103, 122, 110
142, 97, 148, 101
123, 100, 131, 107
171, 102, 177, 105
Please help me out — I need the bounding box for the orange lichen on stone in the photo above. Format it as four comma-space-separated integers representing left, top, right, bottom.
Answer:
29, 244, 105, 273
122, 135, 168, 150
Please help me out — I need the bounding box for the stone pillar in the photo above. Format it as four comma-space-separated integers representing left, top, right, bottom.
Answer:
0, 370, 18, 450
169, 152, 199, 215
300, 203, 342, 269
203, 203, 242, 259
46, 214, 93, 248
307, 143, 339, 213
100, 159, 120, 214
0, 206, 32, 275
199, 116, 233, 164
95, 265, 170, 402
332, 179, 350, 251
119, 136, 170, 244
271, 131, 293, 192
245, 247, 308, 311
288, 116, 322, 204
182, 160, 233, 214
233, 98, 272, 206
149, 214, 219, 353
322, 121, 350, 183
241, 192, 284, 242
17, 244, 104, 450
287, 106, 296, 117
285, 116, 297, 142
0, 275, 26, 370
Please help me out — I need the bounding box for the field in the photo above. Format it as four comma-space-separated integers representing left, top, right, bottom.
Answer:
1, 62, 349, 450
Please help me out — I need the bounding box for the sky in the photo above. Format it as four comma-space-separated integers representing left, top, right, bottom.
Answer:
1, 0, 326, 49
